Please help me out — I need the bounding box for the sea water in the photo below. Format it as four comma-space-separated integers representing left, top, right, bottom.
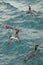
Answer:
0, 0, 43, 65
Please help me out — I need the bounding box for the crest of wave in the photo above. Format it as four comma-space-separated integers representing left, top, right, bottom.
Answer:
3, 0, 43, 12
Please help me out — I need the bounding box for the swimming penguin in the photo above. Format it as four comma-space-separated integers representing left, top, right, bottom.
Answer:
27, 6, 31, 13
10, 29, 20, 40
27, 6, 37, 17
24, 45, 39, 62
7, 29, 20, 43
4, 25, 14, 30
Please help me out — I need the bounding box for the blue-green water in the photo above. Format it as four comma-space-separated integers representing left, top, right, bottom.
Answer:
0, 0, 43, 65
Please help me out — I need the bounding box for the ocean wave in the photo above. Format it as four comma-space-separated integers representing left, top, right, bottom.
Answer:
0, 0, 43, 65
2, 0, 43, 12
0, 2, 17, 10
20, 28, 43, 40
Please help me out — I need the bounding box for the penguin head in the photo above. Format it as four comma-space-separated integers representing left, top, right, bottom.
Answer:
29, 5, 31, 10
35, 45, 39, 51
15, 29, 20, 34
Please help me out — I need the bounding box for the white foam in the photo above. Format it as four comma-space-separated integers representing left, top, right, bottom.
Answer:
0, 31, 7, 35
0, 15, 17, 21
21, 28, 43, 39
3, 1, 28, 11
10, 36, 18, 40
0, 5, 6, 10
3, 0, 43, 12
32, 1, 43, 12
